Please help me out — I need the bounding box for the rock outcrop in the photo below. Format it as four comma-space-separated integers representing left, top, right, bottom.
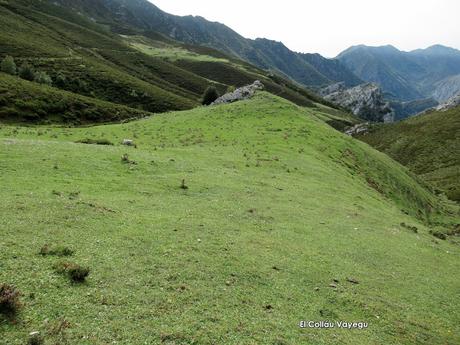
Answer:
434, 93, 460, 112
320, 82, 395, 123
418, 93, 460, 115
344, 123, 370, 136
432, 74, 460, 102
212, 81, 264, 105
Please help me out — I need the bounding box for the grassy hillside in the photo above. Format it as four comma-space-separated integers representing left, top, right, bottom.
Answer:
357, 106, 460, 201
0, 73, 152, 124
1, 93, 458, 344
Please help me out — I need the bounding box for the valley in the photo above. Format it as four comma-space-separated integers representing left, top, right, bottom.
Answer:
0, 1, 459, 344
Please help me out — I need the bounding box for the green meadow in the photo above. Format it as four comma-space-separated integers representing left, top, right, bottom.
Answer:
1, 93, 459, 344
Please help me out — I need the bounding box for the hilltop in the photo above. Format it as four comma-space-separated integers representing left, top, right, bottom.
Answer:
0, 93, 459, 344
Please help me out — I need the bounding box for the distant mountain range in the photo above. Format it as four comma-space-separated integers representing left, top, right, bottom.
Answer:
337, 44, 460, 102
49, 0, 363, 88
64, 0, 460, 111
17, 0, 460, 119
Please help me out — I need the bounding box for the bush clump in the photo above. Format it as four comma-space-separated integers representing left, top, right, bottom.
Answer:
39, 244, 74, 257
1, 56, 17, 75
0, 284, 21, 316
19, 63, 35, 81
54, 262, 90, 283
430, 230, 447, 240
34, 71, 53, 86
202, 86, 219, 105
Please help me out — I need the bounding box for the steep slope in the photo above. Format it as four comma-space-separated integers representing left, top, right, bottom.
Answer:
1, 93, 459, 344
337, 45, 424, 101
299, 53, 363, 87
248, 39, 331, 87
338, 44, 460, 103
409, 45, 460, 94
357, 105, 460, 201
42, 0, 362, 89
432, 74, 460, 102
0, 0, 339, 122
0, 73, 150, 123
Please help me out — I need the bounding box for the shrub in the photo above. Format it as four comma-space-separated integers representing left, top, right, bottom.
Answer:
35, 71, 53, 86
0, 284, 21, 316
19, 63, 35, 81
226, 85, 236, 93
54, 72, 67, 87
202, 86, 219, 105
54, 262, 90, 283
39, 244, 74, 257
1, 56, 16, 75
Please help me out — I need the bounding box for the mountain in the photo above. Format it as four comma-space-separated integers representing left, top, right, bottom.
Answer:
24, 0, 460, 119
0, 0, 344, 124
338, 44, 460, 102
299, 53, 363, 87
357, 104, 460, 201
42, 0, 363, 90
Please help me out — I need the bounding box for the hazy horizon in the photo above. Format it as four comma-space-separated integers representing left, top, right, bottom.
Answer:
149, 0, 460, 57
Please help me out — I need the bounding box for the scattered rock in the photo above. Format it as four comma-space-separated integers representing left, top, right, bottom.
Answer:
264, 304, 273, 310
212, 81, 264, 105
346, 277, 360, 285
121, 154, 136, 165
180, 179, 188, 190
329, 284, 337, 289
122, 139, 135, 146
28, 332, 44, 345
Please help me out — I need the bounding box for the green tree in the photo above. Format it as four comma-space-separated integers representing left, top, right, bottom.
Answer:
34, 71, 53, 85
19, 63, 35, 81
202, 86, 219, 105
1, 56, 17, 75
55, 71, 67, 87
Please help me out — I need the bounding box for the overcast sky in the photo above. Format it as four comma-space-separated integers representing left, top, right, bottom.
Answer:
149, 0, 459, 57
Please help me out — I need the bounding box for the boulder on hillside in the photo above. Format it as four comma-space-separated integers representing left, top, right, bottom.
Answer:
212, 81, 264, 105
321, 82, 395, 123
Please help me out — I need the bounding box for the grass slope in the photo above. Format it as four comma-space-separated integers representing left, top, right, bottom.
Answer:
1, 93, 459, 344
357, 106, 460, 201
0, 73, 151, 124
